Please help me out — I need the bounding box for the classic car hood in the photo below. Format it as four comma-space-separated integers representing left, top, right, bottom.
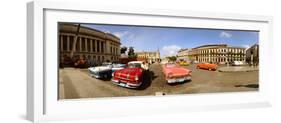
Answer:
164, 67, 191, 76
207, 64, 217, 67
199, 63, 217, 67
112, 67, 124, 71
115, 68, 142, 77
88, 66, 111, 72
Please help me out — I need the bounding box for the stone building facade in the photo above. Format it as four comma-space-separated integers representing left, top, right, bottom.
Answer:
246, 43, 259, 66
188, 44, 246, 64
177, 48, 191, 61
59, 23, 121, 63
135, 50, 161, 63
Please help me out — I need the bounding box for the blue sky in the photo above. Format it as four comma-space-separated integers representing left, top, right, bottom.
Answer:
82, 24, 259, 57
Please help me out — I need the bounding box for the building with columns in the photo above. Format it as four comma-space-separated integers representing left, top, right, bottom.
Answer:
188, 44, 246, 64
135, 50, 161, 63
59, 23, 121, 64
177, 48, 191, 61
246, 43, 259, 66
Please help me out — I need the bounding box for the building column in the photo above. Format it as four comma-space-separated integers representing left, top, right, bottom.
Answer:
93, 39, 96, 53
113, 46, 115, 55
97, 40, 100, 53
79, 37, 82, 52
67, 35, 70, 51
104, 41, 106, 54
208, 49, 210, 62
60, 35, 63, 51
101, 41, 105, 53
99, 40, 102, 53
96, 40, 99, 53
90, 39, 93, 52
85, 38, 88, 52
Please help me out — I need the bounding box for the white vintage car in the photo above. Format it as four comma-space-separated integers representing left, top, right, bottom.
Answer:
88, 62, 126, 79
111, 63, 126, 73
231, 61, 247, 66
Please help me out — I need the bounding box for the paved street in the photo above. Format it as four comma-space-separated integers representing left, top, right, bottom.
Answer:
59, 64, 258, 99
218, 66, 259, 72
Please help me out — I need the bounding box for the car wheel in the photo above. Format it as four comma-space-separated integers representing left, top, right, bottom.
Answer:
209, 68, 212, 71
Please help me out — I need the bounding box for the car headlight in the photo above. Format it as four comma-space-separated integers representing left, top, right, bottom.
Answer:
135, 75, 139, 81
168, 73, 173, 78
112, 72, 115, 77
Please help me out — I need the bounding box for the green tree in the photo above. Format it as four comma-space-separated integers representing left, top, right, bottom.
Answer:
120, 46, 127, 54
128, 47, 137, 58
167, 56, 177, 62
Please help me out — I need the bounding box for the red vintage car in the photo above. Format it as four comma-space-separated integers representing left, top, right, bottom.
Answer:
112, 61, 144, 88
162, 63, 192, 84
196, 63, 217, 71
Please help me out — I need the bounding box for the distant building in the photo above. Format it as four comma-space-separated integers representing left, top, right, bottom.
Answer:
59, 23, 121, 64
135, 50, 161, 63
177, 48, 191, 61
246, 43, 259, 66
188, 44, 246, 63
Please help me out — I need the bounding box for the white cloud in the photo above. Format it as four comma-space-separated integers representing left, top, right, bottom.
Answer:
104, 30, 111, 33
113, 31, 135, 39
241, 44, 250, 49
220, 31, 232, 38
162, 45, 181, 57
113, 31, 128, 38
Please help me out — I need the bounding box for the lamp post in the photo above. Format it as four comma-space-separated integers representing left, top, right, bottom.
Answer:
250, 50, 254, 67
70, 24, 81, 58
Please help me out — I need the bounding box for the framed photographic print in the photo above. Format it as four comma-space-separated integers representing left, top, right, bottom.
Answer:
27, 0, 273, 122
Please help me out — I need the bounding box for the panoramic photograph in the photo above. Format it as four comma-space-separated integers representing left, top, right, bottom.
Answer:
58, 22, 259, 99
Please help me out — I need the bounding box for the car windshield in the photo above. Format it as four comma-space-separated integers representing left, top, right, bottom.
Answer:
113, 64, 125, 68
128, 63, 141, 68
102, 63, 112, 67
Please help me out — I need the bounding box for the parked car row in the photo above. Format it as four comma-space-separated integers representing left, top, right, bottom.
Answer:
88, 60, 246, 89
88, 61, 147, 88
88, 61, 193, 88
195, 60, 248, 71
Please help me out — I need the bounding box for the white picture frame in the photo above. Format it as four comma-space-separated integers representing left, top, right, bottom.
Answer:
27, 0, 273, 122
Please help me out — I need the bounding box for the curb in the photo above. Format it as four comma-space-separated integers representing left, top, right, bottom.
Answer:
218, 69, 259, 72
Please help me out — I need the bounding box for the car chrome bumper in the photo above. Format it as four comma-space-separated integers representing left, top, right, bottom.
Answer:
112, 79, 142, 88
167, 76, 191, 83
89, 73, 101, 78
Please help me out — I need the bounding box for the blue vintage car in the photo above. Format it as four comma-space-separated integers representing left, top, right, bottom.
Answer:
88, 62, 126, 79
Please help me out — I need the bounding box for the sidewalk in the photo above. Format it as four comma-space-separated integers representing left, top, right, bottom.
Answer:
218, 66, 259, 72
